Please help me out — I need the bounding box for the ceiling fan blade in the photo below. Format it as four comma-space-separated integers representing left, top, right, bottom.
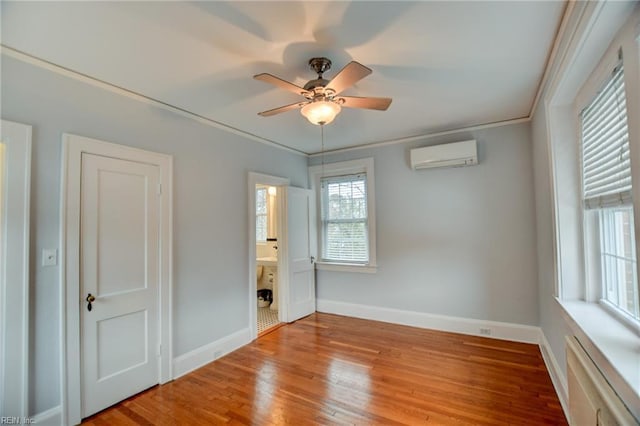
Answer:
258, 101, 308, 117
254, 73, 310, 97
326, 61, 372, 95
339, 96, 392, 111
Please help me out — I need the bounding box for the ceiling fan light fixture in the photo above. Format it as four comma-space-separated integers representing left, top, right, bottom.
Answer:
300, 100, 341, 125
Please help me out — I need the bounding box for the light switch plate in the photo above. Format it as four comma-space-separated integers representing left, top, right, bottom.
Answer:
42, 249, 57, 266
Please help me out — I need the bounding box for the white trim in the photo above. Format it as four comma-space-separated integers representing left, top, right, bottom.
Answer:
60, 134, 173, 425
315, 262, 377, 274
3, 45, 536, 158
316, 299, 541, 344
529, 1, 575, 118
539, 331, 569, 418
1, 45, 306, 157
248, 173, 289, 341
559, 299, 640, 420
172, 328, 251, 379
0, 120, 31, 419
308, 158, 377, 271
31, 405, 62, 426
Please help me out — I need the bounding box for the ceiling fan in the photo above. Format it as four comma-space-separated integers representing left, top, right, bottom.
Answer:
254, 57, 392, 125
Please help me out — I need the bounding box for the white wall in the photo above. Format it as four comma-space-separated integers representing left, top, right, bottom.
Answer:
1, 54, 308, 415
531, 100, 573, 380
310, 122, 540, 326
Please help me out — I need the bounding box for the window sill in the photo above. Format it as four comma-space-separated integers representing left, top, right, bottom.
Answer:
556, 298, 640, 418
315, 261, 377, 274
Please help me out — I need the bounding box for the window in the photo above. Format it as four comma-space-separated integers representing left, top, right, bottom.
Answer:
600, 207, 638, 317
309, 158, 377, 272
256, 187, 267, 242
580, 59, 639, 321
321, 173, 368, 263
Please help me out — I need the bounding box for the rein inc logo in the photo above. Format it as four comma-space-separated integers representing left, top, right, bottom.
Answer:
1, 418, 34, 425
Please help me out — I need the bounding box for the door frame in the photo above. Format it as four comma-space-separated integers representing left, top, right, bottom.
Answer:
0, 120, 32, 418
248, 172, 289, 340
60, 134, 173, 425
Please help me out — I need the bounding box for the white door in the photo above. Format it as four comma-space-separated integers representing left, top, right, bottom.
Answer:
81, 153, 160, 417
286, 187, 316, 321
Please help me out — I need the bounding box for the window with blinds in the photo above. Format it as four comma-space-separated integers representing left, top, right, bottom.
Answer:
581, 61, 631, 209
580, 58, 639, 320
320, 173, 369, 263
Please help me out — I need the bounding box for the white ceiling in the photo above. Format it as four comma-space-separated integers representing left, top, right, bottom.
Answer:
2, 1, 565, 155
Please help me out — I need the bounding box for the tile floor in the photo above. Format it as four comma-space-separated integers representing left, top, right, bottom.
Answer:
257, 306, 279, 334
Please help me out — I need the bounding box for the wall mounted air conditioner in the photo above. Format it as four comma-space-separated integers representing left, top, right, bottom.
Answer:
410, 140, 477, 170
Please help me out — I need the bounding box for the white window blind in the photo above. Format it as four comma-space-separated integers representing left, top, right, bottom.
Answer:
581, 61, 632, 209
321, 173, 369, 263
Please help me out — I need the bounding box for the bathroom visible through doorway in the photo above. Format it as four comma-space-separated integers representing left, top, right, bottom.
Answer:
255, 183, 281, 335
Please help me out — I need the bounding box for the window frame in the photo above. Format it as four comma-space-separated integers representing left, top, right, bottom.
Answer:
320, 172, 369, 264
309, 157, 377, 273
575, 47, 640, 328
255, 186, 268, 244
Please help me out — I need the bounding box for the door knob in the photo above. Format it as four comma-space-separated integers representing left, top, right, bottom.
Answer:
86, 293, 96, 312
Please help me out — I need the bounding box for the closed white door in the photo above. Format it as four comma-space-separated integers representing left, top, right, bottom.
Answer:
286, 187, 316, 321
81, 153, 160, 417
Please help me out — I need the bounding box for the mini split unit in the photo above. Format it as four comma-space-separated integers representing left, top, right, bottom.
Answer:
410, 140, 478, 170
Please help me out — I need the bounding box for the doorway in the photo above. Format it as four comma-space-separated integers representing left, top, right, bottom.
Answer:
249, 173, 288, 340
61, 134, 173, 425
255, 183, 281, 335
248, 173, 317, 341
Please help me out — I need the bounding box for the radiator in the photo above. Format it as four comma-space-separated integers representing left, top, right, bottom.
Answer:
566, 336, 638, 425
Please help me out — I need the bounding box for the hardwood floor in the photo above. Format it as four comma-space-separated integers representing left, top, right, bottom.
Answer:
83, 313, 567, 425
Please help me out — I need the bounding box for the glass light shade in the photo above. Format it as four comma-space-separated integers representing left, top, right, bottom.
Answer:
300, 101, 341, 125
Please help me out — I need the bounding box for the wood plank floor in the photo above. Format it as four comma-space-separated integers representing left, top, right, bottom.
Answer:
83, 313, 567, 425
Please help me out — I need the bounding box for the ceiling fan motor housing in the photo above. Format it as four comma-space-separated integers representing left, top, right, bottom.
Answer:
304, 58, 333, 95
308, 57, 332, 76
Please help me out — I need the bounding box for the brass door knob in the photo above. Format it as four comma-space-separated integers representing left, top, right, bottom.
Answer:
86, 293, 96, 311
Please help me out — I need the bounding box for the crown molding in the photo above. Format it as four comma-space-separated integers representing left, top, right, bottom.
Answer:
1, 45, 307, 157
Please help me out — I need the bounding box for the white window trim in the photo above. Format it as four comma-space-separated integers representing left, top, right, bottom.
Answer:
309, 157, 377, 273
574, 34, 639, 325
545, 3, 640, 418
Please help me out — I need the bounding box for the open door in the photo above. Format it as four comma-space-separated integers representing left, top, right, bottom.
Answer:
285, 187, 316, 322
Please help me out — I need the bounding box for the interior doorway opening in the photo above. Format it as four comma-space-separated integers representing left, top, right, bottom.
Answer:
248, 173, 289, 341
255, 183, 281, 335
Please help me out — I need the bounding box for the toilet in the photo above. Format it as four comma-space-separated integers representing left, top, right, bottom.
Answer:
257, 289, 272, 307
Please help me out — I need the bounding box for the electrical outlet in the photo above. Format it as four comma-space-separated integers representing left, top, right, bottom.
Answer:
479, 328, 492, 336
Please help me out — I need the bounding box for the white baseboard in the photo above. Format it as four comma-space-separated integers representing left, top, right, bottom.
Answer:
317, 299, 541, 344
539, 331, 569, 418
172, 327, 251, 379
32, 405, 62, 425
